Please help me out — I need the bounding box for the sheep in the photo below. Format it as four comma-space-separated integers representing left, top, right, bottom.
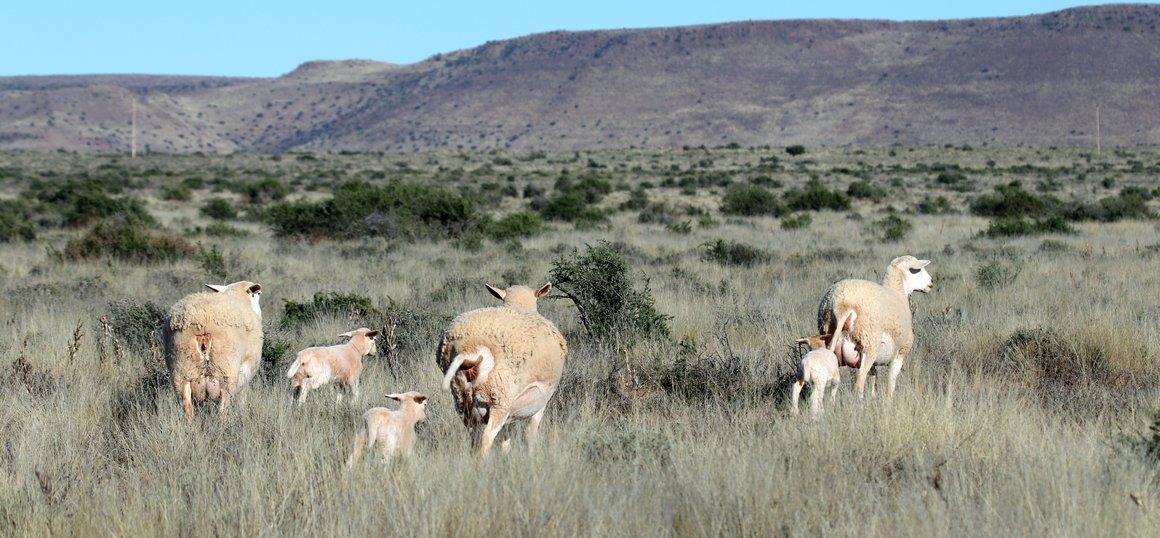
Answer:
790, 312, 853, 418
286, 328, 380, 404
163, 281, 264, 418
436, 283, 567, 458
345, 391, 429, 466
816, 255, 933, 400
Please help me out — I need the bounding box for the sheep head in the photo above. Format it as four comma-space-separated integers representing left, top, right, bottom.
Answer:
339, 328, 380, 355
205, 281, 263, 318
886, 256, 933, 296
387, 391, 429, 422
485, 282, 551, 312
796, 334, 830, 350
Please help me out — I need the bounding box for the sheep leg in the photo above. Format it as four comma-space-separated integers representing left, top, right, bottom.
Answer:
526, 408, 546, 451
296, 382, 312, 404
477, 408, 511, 460
829, 371, 841, 400
809, 381, 825, 419
887, 356, 905, 400
345, 431, 367, 469
181, 381, 194, 420
854, 353, 874, 399
350, 379, 360, 403
790, 380, 804, 416
869, 370, 878, 398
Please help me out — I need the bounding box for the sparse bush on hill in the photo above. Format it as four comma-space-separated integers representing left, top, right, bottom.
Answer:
846, 180, 888, 202
485, 211, 545, 240
780, 213, 812, 230
161, 184, 192, 201
200, 198, 237, 220
916, 195, 956, 214
873, 214, 913, 242
281, 291, 384, 330
985, 216, 1075, 238
784, 179, 852, 212
971, 181, 1053, 218
29, 180, 155, 228
550, 241, 671, 341
785, 145, 806, 156
699, 239, 770, 266
720, 185, 782, 216
0, 199, 36, 242
63, 217, 194, 263
265, 181, 481, 240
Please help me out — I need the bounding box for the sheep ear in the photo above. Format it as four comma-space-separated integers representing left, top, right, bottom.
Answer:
915, 259, 931, 268
205, 284, 227, 293
248, 283, 262, 295
485, 284, 506, 301
795, 337, 808, 344
386, 393, 402, 401
535, 283, 552, 298
338, 331, 354, 338
365, 330, 380, 338
413, 395, 428, 405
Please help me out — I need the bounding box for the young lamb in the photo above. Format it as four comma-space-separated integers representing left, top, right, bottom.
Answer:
790, 311, 855, 418
436, 283, 567, 458
345, 391, 429, 466
286, 328, 380, 404
816, 255, 933, 399
163, 281, 264, 418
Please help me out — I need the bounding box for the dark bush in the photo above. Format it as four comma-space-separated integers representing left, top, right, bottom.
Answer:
238, 178, 290, 205
620, 188, 649, 211
720, 185, 782, 216
161, 185, 191, 201
198, 244, 227, 279
266, 181, 481, 240
485, 211, 545, 240
699, 239, 770, 266
0, 199, 36, 242
200, 198, 237, 220
30, 180, 155, 228
550, 241, 671, 341
976, 259, 1021, 290
784, 179, 851, 212
985, 216, 1075, 238
106, 299, 166, 355
915, 195, 956, 215
781, 213, 812, 230
537, 191, 606, 224
63, 218, 195, 263
970, 182, 1053, 218
785, 145, 806, 156
281, 291, 384, 330
846, 180, 887, 202
873, 214, 913, 242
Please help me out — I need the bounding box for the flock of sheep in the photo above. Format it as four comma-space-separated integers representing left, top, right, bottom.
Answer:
161, 254, 933, 460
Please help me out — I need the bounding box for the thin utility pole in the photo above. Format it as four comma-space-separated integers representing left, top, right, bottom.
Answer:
1095, 103, 1101, 157
131, 96, 138, 158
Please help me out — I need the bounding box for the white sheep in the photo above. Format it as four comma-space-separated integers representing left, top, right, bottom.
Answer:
790, 315, 852, 418
436, 283, 567, 458
816, 255, 933, 399
286, 328, 380, 404
163, 281, 264, 418
345, 391, 429, 466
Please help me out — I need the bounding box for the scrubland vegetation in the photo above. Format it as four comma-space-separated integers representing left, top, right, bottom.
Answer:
0, 145, 1158, 535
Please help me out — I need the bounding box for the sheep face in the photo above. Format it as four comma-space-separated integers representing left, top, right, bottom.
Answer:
796, 335, 829, 350
205, 281, 263, 318
387, 392, 429, 421
340, 328, 380, 355
485, 283, 552, 312
891, 256, 933, 295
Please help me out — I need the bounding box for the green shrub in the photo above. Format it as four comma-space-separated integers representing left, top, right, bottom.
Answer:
985, 216, 1075, 238
780, 213, 812, 230
537, 191, 606, 224
63, 218, 194, 263
198, 244, 228, 279
30, 181, 155, 228
846, 180, 887, 202
550, 241, 671, 341
0, 199, 36, 242
915, 195, 955, 215
873, 214, 913, 242
161, 185, 192, 201
200, 198, 237, 220
785, 145, 806, 156
485, 211, 544, 240
637, 202, 677, 225
699, 239, 770, 266
266, 181, 481, 240
784, 179, 851, 212
202, 223, 249, 238
620, 188, 649, 211
976, 260, 1021, 290
238, 178, 290, 205
970, 182, 1053, 218
665, 221, 693, 234
281, 291, 384, 330
720, 185, 782, 216
105, 299, 166, 355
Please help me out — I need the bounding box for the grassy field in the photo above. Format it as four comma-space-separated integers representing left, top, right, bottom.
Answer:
0, 146, 1158, 535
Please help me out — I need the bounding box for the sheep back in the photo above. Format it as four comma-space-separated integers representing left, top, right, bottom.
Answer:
817, 279, 912, 360
163, 291, 263, 402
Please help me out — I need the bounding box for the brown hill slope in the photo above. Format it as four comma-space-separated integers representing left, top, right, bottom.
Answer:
2, 5, 1158, 153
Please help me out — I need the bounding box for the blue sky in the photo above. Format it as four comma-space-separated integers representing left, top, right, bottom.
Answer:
0, 1, 1126, 77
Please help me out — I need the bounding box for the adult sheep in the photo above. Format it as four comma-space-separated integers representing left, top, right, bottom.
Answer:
163, 281, 264, 418
817, 256, 933, 400
436, 283, 567, 458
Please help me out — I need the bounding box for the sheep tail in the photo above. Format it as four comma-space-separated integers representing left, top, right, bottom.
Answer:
829, 310, 856, 353
441, 347, 490, 390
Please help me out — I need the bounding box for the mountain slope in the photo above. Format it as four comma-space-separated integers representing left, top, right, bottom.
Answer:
2, 4, 1158, 153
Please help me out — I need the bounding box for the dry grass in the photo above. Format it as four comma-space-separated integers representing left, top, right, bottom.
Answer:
0, 147, 1157, 535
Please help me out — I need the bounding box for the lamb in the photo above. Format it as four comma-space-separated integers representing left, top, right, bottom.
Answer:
163, 281, 264, 418
286, 328, 380, 404
436, 283, 567, 458
790, 311, 854, 418
345, 391, 429, 466
816, 255, 933, 399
